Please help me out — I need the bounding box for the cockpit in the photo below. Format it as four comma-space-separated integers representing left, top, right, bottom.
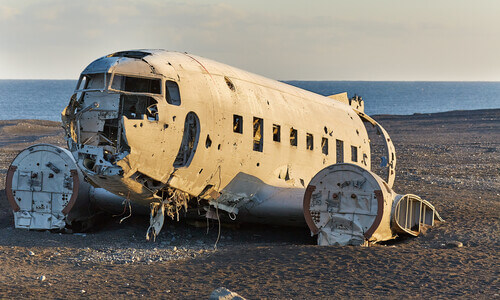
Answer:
64, 70, 181, 152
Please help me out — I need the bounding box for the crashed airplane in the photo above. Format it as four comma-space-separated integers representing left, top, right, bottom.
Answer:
5, 50, 442, 245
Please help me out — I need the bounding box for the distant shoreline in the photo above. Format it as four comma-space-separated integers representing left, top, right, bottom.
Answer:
0, 107, 497, 123
2, 81, 499, 119
373, 107, 500, 118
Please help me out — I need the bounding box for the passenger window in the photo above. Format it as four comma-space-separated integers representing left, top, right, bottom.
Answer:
306, 133, 314, 150
165, 81, 181, 106
273, 124, 281, 142
336, 139, 344, 163
233, 115, 243, 134
290, 128, 297, 147
322, 137, 328, 155
351, 145, 358, 162
253, 117, 263, 152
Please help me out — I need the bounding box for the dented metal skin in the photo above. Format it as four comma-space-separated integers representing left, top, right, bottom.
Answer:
58, 49, 441, 245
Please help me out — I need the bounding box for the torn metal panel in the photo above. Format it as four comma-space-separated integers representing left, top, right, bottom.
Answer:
146, 201, 165, 241
211, 172, 305, 225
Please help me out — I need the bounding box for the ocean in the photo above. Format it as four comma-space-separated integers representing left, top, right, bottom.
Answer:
0, 80, 499, 121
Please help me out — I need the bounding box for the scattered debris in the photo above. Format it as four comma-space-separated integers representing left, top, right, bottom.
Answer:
446, 241, 464, 248
209, 287, 246, 300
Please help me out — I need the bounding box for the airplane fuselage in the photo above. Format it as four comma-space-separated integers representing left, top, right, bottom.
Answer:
63, 50, 371, 224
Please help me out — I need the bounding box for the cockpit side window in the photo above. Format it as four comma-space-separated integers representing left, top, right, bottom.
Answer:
80, 73, 106, 90
76, 75, 88, 90
165, 81, 181, 106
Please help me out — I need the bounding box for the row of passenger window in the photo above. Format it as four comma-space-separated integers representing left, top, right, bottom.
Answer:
233, 114, 359, 163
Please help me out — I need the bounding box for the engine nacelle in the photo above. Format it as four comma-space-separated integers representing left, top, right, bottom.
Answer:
304, 164, 442, 246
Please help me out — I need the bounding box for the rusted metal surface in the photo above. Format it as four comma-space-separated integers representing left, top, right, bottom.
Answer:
303, 185, 318, 234
5, 165, 19, 212
61, 169, 79, 215
364, 190, 384, 239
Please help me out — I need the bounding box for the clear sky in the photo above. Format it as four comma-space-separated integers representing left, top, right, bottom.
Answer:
0, 0, 498, 80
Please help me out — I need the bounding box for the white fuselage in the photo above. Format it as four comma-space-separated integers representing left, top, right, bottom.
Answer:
63, 50, 370, 224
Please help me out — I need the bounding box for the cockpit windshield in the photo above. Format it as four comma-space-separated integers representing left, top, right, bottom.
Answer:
75, 73, 161, 95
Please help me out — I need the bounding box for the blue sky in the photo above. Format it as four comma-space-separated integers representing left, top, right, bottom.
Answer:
0, 0, 498, 80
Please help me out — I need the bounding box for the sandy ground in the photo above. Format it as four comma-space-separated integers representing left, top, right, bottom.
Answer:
0, 109, 498, 299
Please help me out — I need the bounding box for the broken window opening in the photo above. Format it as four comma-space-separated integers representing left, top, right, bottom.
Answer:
253, 117, 263, 152
322, 137, 329, 155
306, 133, 314, 150
112, 75, 161, 94
205, 135, 212, 148
174, 112, 200, 168
225, 76, 236, 91
290, 128, 297, 147
74, 76, 88, 102
120, 94, 158, 120
233, 115, 243, 134
273, 124, 281, 142
351, 145, 358, 162
165, 81, 181, 106
336, 139, 344, 163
